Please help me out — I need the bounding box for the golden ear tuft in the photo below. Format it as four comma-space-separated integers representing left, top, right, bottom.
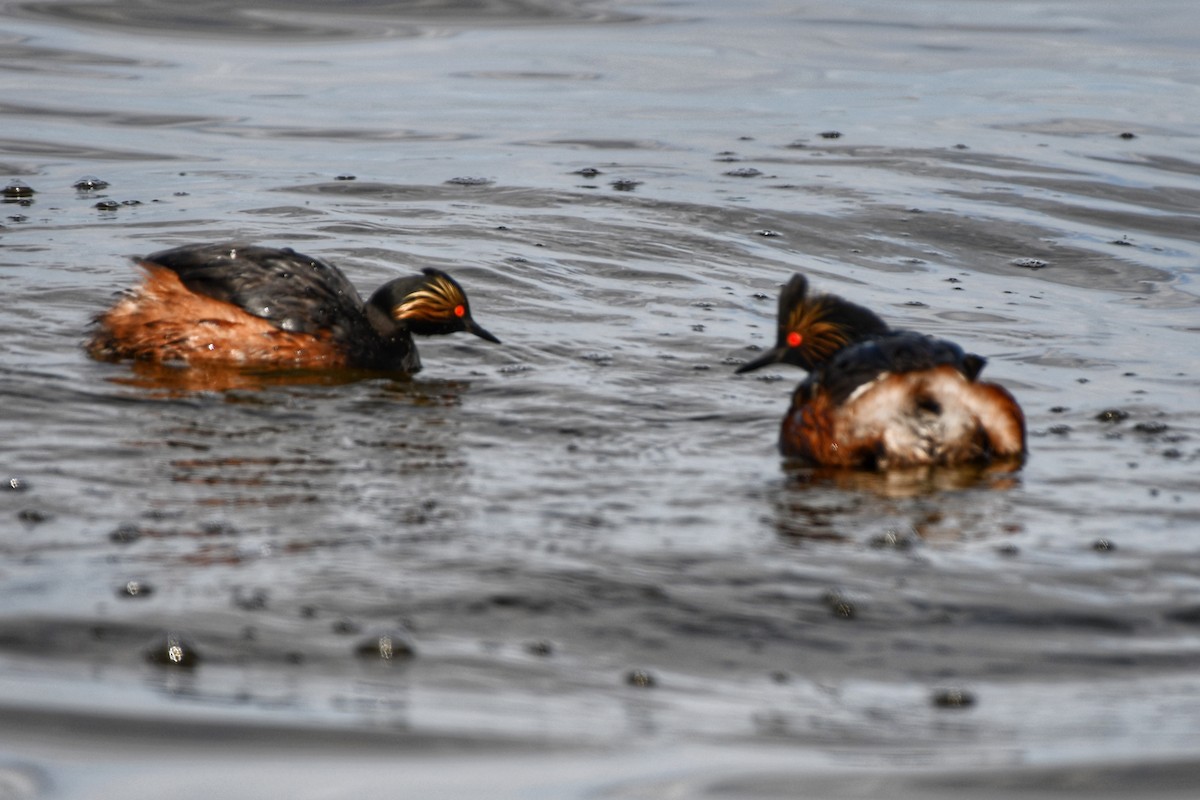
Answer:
783, 294, 858, 364
393, 275, 466, 323
771, 275, 889, 369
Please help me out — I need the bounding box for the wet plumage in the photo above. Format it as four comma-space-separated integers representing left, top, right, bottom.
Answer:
737, 274, 1026, 469
88, 243, 499, 374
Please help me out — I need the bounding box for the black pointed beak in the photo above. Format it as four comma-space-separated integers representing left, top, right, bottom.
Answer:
735, 346, 784, 374
467, 319, 501, 344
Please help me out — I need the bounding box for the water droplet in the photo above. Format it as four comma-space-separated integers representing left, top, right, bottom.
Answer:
119, 580, 154, 598
2, 180, 34, 198
146, 632, 200, 667
355, 628, 416, 661
74, 176, 110, 191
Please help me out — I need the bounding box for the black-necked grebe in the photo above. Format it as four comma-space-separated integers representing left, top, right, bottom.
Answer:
88, 243, 499, 373
737, 274, 1025, 469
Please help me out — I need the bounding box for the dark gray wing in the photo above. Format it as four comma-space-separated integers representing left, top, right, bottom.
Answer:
140, 243, 369, 339
819, 331, 982, 404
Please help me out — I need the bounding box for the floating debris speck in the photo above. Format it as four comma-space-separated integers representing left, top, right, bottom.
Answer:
2, 180, 34, 198
145, 632, 200, 668
526, 640, 554, 656
626, 669, 656, 688
17, 509, 48, 525
1011, 257, 1048, 269
109, 523, 143, 544
932, 688, 976, 708
869, 530, 915, 550
118, 580, 154, 599
822, 589, 856, 619
74, 176, 110, 191
445, 176, 493, 186
355, 628, 417, 661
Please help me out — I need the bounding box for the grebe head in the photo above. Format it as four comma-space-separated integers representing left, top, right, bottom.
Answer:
736, 273, 888, 374
368, 267, 500, 343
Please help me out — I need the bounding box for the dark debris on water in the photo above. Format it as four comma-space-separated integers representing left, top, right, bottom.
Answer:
526, 640, 554, 657
822, 589, 857, 620
109, 523, 143, 544
626, 669, 656, 688
932, 688, 976, 708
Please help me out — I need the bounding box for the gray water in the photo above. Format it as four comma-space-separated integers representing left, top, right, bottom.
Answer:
2, 1, 1199, 797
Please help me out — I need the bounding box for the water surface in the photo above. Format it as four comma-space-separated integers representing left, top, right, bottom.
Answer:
2, 0, 1199, 797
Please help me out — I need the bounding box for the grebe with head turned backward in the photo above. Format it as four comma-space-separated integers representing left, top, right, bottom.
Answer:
737, 274, 1026, 470
88, 243, 500, 374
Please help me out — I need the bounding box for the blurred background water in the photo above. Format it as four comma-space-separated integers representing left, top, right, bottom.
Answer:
1, 1, 1199, 797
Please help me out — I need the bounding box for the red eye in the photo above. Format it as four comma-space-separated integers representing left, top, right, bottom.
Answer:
454, 304, 466, 318
786, 331, 802, 348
